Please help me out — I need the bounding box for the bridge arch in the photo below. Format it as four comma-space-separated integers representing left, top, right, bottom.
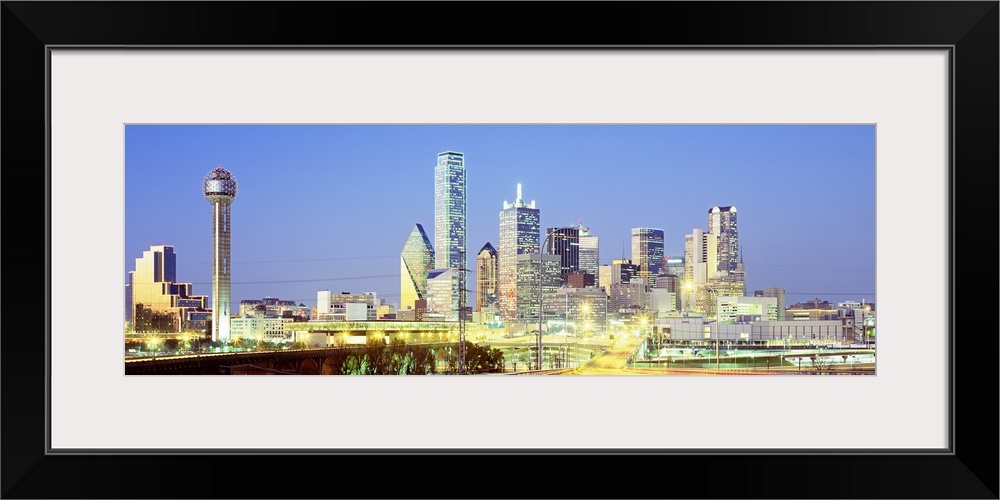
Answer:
299, 358, 319, 375
321, 357, 338, 375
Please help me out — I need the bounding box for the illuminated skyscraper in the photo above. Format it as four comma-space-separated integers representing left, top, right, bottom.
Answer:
498, 183, 540, 323
545, 226, 579, 283
435, 151, 466, 319
708, 206, 739, 273
684, 228, 718, 285
426, 268, 460, 321
125, 244, 207, 332
661, 255, 685, 281
434, 151, 466, 268
577, 222, 600, 284
514, 253, 561, 323
631, 228, 664, 287
400, 223, 435, 311
203, 167, 237, 342
475, 242, 498, 312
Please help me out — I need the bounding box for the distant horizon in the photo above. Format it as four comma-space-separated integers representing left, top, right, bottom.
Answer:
125, 124, 876, 310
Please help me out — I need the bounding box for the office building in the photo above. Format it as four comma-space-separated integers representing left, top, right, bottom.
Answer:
498, 183, 540, 323
542, 286, 609, 334
239, 297, 304, 319
400, 223, 436, 311
786, 298, 839, 321
434, 151, 467, 302
598, 265, 613, 295
545, 226, 580, 283
230, 317, 294, 343
650, 289, 678, 317
203, 166, 238, 342
609, 280, 650, 313
652, 316, 854, 344
434, 151, 466, 270
661, 255, 685, 281
716, 296, 779, 324
611, 259, 639, 287
567, 271, 595, 288
654, 270, 681, 311
763, 286, 787, 320
514, 253, 561, 324
315, 291, 378, 321
426, 268, 460, 321
577, 222, 600, 285
476, 242, 498, 312
708, 206, 739, 273
684, 228, 719, 285
631, 228, 665, 287
125, 244, 208, 333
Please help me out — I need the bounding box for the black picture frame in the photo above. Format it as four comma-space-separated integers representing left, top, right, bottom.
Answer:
2, 2, 996, 498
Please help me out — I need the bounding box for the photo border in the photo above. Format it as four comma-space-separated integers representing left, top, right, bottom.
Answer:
3, 2, 996, 498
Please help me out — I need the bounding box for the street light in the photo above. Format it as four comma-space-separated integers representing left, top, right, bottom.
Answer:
539, 226, 587, 370
148, 336, 160, 361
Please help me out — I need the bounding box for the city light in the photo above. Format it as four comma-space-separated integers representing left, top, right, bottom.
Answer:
124, 128, 874, 376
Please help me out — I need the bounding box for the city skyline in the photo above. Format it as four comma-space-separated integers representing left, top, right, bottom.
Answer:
125, 124, 876, 311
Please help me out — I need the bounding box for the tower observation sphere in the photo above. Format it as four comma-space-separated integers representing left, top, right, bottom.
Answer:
204, 166, 238, 203
203, 166, 237, 342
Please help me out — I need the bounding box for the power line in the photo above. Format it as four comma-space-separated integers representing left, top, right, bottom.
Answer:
189, 274, 397, 285
176, 255, 398, 265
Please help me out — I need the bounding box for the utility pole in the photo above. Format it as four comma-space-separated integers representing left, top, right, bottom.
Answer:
459, 248, 467, 374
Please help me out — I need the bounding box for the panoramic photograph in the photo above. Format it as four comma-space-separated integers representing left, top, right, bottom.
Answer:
124, 124, 876, 375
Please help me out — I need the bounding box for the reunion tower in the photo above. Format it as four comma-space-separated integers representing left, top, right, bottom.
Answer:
203, 167, 237, 342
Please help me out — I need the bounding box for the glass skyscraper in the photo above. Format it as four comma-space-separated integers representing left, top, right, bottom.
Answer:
434, 151, 466, 271
498, 183, 540, 323
545, 226, 579, 282
126, 245, 208, 333
577, 223, 600, 285
400, 223, 435, 311
631, 227, 665, 287
476, 242, 498, 312
708, 205, 739, 273
434, 151, 466, 316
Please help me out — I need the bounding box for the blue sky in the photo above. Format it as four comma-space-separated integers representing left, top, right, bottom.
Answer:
125, 124, 876, 309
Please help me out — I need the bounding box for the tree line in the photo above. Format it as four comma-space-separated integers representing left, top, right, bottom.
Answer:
297, 338, 505, 375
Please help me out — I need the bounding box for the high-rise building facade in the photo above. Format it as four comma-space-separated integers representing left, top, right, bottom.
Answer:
662, 255, 685, 281
763, 286, 787, 320
400, 223, 435, 311
203, 167, 237, 342
434, 151, 466, 321
708, 206, 739, 273
126, 244, 208, 333
598, 265, 613, 295
514, 253, 561, 323
545, 226, 579, 283
497, 183, 540, 323
426, 268, 459, 321
542, 286, 609, 334
475, 242, 498, 312
611, 258, 639, 287
577, 223, 600, 284
684, 228, 718, 285
434, 152, 466, 269
631, 228, 665, 287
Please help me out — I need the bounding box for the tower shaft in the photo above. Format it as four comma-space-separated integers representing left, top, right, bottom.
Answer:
211, 201, 232, 342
